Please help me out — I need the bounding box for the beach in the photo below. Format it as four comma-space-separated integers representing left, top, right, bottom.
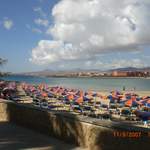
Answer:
1, 76, 150, 130
99, 91, 150, 97
1, 78, 150, 150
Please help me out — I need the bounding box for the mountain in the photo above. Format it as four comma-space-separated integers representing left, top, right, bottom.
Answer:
15, 66, 150, 77
109, 67, 150, 72
109, 67, 138, 72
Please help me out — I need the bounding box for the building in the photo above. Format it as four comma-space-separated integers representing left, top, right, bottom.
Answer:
111, 71, 150, 77
111, 71, 128, 77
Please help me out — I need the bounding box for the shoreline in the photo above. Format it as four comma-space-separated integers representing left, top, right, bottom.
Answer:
1, 79, 150, 96
10, 74, 150, 79
0, 78, 150, 96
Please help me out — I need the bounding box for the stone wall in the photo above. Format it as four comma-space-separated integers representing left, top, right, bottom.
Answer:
0, 101, 9, 121
1, 100, 150, 150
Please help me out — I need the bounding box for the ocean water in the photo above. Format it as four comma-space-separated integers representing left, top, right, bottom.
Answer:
1, 75, 150, 91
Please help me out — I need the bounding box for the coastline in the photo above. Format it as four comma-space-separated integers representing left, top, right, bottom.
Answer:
1, 78, 149, 96
12, 74, 150, 79
1, 75, 150, 94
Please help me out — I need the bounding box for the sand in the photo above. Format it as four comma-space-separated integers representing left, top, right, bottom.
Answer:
98, 91, 150, 97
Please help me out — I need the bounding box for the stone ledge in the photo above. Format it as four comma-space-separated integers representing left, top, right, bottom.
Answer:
1, 100, 150, 150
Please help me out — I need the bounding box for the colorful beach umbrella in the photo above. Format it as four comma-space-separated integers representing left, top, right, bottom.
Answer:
76, 96, 83, 104
41, 92, 48, 97
67, 94, 74, 101
125, 99, 139, 107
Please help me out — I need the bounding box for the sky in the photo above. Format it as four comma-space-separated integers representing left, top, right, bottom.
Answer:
0, 0, 150, 73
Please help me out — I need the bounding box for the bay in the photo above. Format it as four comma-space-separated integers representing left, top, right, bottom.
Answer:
1, 75, 150, 91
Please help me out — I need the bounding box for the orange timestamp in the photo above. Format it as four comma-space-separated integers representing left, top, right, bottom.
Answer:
113, 131, 141, 138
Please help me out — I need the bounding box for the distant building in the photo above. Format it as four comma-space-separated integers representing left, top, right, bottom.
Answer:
111, 71, 128, 77
111, 71, 150, 77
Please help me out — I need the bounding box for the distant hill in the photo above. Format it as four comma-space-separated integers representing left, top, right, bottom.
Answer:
109, 67, 150, 72
16, 68, 102, 76
15, 66, 150, 77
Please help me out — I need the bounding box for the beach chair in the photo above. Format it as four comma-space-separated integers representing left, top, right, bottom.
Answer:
33, 98, 41, 107
82, 106, 92, 116
73, 106, 82, 114
100, 112, 110, 120
41, 100, 48, 109
100, 104, 108, 111
120, 109, 131, 120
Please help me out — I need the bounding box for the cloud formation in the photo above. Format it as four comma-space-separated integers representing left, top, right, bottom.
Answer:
34, 18, 49, 27
32, 28, 42, 34
31, 0, 150, 68
3, 18, 13, 30
103, 59, 146, 69
33, 7, 47, 18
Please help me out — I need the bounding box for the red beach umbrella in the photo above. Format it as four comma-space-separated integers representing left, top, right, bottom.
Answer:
67, 94, 74, 101
41, 92, 48, 97
76, 96, 83, 104
125, 99, 139, 107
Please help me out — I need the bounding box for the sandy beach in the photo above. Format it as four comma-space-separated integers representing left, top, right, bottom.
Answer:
98, 90, 150, 97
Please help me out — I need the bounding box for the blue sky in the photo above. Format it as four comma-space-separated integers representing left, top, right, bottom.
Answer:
0, 0, 150, 73
0, 0, 58, 72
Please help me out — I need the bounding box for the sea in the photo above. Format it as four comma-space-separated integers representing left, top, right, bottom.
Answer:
1, 75, 150, 91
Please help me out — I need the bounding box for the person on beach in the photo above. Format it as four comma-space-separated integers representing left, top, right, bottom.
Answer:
123, 86, 126, 91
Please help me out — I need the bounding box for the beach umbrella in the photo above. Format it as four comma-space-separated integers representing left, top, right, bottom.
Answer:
140, 98, 150, 106
108, 94, 119, 103
48, 92, 54, 98
107, 95, 113, 101
62, 92, 67, 96
115, 91, 121, 95
142, 96, 150, 100
124, 99, 139, 107
92, 93, 97, 97
67, 94, 74, 101
84, 92, 88, 96
78, 90, 84, 97
145, 103, 150, 108
135, 110, 150, 120
76, 96, 83, 104
125, 93, 132, 99
144, 99, 150, 107
111, 90, 120, 96
85, 94, 93, 100
41, 92, 48, 97
83, 96, 90, 102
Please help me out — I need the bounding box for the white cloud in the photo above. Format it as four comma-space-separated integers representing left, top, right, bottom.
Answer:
31, 0, 150, 68
26, 24, 43, 34
31, 40, 84, 65
33, 7, 47, 18
83, 58, 146, 69
32, 28, 42, 34
107, 59, 146, 69
3, 18, 13, 30
34, 18, 49, 27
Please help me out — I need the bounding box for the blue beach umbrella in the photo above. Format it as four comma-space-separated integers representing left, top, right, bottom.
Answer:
83, 96, 90, 102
